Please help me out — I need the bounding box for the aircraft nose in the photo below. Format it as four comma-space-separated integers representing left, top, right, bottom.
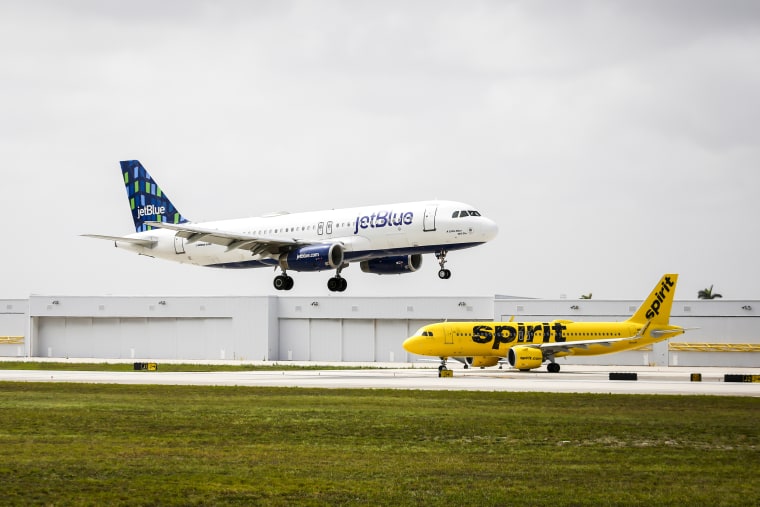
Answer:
402, 335, 424, 354
481, 217, 499, 241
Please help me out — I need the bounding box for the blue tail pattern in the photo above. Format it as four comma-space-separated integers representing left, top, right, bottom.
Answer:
120, 160, 189, 232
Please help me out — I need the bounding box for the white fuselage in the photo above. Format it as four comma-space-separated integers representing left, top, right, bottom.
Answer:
116, 200, 498, 269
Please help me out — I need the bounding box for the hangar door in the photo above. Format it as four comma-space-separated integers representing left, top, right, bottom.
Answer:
35, 317, 233, 360
279, 319, 309, 361
0, 310, 26, 357
375, 319, 408, 363
343, 319, 374, 362
310, 319, 342, 361
279, 319, 370, 362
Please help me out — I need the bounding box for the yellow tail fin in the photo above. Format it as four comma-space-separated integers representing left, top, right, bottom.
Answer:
627, 274, 679, 325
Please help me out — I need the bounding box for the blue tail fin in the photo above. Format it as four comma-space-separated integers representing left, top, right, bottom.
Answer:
120, 160, 189, 232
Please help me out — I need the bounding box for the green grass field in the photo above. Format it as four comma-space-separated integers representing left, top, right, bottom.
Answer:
1, 382, 757, 506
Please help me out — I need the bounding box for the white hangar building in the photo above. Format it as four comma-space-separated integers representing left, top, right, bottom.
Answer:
1, 295, 758, 367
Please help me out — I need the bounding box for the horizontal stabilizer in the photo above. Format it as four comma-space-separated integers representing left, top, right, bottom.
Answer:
81, 234, 156, 247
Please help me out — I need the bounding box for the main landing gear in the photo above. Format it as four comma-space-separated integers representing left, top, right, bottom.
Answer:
273, 272, 294, 291
547, 362, 560, 373
436, 250, 451, 279
327, 275, 347, 292
327, 264, 348, 292
273, 269, 348, 292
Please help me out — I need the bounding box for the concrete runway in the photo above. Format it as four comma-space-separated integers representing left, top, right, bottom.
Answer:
1, 363, 759, 396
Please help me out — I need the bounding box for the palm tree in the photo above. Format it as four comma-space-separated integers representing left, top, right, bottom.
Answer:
698, 285, 722, 299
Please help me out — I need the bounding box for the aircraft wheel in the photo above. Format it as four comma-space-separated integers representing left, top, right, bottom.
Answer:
438, 269, 451, 279
327, 277, 343, 292
547, 362, 560, 373
338, 277, 348, 292
273, 275, 288, 291
284, 276, 294, 290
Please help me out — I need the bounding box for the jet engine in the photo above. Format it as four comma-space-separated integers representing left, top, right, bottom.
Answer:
360, 254, 422, 275
464, 356, 501, 368
507, 346, 544, 371
279, 244, 344, 272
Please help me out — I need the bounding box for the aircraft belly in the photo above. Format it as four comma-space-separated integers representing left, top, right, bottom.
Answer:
182, 243, 250, 266
456, 338, 500, 357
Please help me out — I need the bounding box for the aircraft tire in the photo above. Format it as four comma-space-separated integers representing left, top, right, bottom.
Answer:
547, 362, 560, 373
327, 277, 342, 292
274, 275, 294, 291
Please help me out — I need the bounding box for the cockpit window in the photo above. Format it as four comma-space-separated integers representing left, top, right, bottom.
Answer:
453, 210, 482, 218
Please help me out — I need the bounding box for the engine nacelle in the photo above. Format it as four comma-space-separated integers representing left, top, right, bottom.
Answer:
359, 254, 422, 275
279, 244, 344, 272
507, 346, 544, 371
464, 356, 501, 368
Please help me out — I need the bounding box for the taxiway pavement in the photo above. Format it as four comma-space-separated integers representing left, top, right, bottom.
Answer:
1, 364, 759, 396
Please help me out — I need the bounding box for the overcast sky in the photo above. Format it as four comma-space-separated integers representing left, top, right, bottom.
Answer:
2, 1, 759, 301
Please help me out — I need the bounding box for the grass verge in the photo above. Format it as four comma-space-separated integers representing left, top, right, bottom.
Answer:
1, 383, 757, 506
0, 361, 369, 372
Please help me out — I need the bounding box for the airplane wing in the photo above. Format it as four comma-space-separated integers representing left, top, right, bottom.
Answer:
144, 221, 312, 256
537, 336, 641, 356
534, 320, 683, 356
81, 234, 157, 247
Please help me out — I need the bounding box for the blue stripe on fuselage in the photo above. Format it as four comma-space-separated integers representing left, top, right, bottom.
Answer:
207, 242, 484, 269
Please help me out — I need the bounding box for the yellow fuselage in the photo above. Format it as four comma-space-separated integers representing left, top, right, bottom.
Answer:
403, 320, 680, 358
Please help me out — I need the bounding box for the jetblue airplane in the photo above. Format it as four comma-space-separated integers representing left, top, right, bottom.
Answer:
84, 160, 498, 292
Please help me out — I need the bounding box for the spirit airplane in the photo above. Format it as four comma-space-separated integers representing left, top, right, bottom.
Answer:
85, 160, 498, 292
404, 274, 685, 372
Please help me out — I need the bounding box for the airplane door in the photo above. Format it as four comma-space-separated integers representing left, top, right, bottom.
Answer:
174, 236, 185, 254
445, 326, 454, 345
423, 206, 437, 232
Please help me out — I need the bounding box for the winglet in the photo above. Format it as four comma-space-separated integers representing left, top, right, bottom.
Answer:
120, 160, 189, 232
627, 274, 679, 325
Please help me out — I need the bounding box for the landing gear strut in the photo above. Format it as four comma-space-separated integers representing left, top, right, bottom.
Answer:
438, 357, 449, 373
436, 250, 451, 279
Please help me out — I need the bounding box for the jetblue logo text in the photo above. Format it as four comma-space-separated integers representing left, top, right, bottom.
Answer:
472, 323, 567, 350
137, 205, 166, 219
645, 276, 675, 319
296, 253, 320, 260
354, 210, 413, 235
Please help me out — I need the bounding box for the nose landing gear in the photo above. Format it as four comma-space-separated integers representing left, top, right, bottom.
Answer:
436, 250, 451, 279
